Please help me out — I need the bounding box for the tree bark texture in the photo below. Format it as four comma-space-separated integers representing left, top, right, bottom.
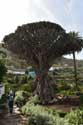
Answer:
35, 68, 55, 104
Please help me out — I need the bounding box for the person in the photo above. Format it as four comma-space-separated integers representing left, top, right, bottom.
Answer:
7, 90, 14, 114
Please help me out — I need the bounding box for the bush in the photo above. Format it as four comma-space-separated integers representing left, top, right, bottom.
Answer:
28, 112, 54, 125
5, 82, 15, 93
14, 91, 24, 107
21, 103, 55, 125
65, 108, 83, 125
21, 102, 68, 125
14, 90, 30, 107
28, 95, 40, 104
20, 75, 28, 84
21, 101, 83, 125
14, 75, 20, 84
21, 99, 42, 115
17, 80, 34, 93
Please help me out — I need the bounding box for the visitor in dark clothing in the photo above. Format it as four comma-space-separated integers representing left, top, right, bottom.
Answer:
7, 90, 14, 114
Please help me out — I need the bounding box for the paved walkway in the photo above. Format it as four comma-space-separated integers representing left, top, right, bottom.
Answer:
0, 105, 27, 125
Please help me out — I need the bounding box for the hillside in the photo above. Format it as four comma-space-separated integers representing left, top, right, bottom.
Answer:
53, 57, 83, 68
0, 47, 28, 70
0, 47, 83, 70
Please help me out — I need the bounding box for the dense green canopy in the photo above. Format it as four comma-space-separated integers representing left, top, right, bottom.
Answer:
3, 21, 83, 68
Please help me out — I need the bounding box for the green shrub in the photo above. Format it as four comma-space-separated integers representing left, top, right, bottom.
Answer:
21, 102, 68, 125
21, 102, 43, 116
5, 82, 15, 93
14, 75, 20, 84
28, 95, 40, 104
20, 75, 28, 84
22, 103, 55, 125
7, 78, 15, 84
14, 90, 30, 107
65, 108, 83, 125
18, 80, 34, 93
28, 112, 54, 125
22, 103, 83, 125
14, 91, 24, 106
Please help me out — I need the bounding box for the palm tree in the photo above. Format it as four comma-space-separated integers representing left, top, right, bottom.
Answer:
68, 32, 83, 89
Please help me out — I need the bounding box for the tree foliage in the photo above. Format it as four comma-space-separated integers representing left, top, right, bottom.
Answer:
68, 32, 83, 53
3, 22, 81, 65
3, 22, 83, 68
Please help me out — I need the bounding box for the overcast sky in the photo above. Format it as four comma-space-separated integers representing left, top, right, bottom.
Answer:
0, 0, 83, 59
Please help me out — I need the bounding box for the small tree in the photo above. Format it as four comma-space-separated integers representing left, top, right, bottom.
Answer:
3, 21, 83, 104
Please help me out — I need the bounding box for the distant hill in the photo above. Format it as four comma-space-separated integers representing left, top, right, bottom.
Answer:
0, 47, 28, 70
0, 47, 83, 70
53, 57, 83, 68
6, 57, 83, 70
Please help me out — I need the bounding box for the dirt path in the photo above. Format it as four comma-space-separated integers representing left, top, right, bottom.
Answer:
0, 105, 27, 125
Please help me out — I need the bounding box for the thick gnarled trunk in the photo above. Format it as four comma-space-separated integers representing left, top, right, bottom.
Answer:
34, 53, 55, 104
35, 70, 55, 104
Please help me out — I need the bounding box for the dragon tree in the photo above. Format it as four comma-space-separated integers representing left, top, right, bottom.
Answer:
2, 21, 83, 104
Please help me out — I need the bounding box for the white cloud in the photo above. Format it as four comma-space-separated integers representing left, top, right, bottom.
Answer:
33, 0, 56, 21
64, 0, 75, 14
0, 0, 29, 40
